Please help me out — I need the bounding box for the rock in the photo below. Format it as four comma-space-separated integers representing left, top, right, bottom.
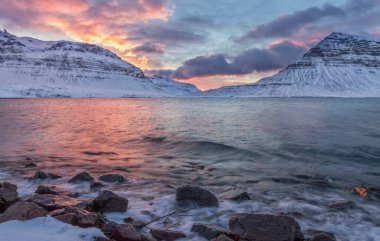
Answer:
99, 174, 126, 183
353, 184, 369, 198
191, 223, 230, 240
176, 186, 219, 208
92, 190, 128, 213
68, 172, 94, 183
24, 162, 37, 167
141, 233, 158, 241
0, 202, 47, 223
111, 223, 140, 241
229, 213, 304, 241
36, 185, 76, 197
32, 194, 82, 211
124, 217, 146, 229
219, 188, 251, 201
54, 206, 97, 228
0, 182, 18, 210
150, 229, 186, 241
31, 171, 61, 180
90, 181, 105, 191
310, 233, 336, 241
101, 221, 118, 236
211, 234, 234, 241
326, 200, 355, 210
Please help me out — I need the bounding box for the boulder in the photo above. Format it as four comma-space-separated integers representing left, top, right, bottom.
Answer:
68, 172, 94, 183
150, 229, 186, 241
36, 185, 77, 197
229, 213, 304, 241
32, 194, 82, 211
219, 188, 251, 201
176, 186, 219, 208
90, 181, 105, 192
0, 182, 18, 211
55, 206, 98, 228
111, 223, 140, 241
99, 174, 126, 183
101, 221, 118, 236
211, 234, 234, 241
92, 190, 128, 213
191, 223, 230, 240
0, 202, 47, 223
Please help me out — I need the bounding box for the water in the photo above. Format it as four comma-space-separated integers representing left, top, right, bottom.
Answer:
0, 98, 379, 240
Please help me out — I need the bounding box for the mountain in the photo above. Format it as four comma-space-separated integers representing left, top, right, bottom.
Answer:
202, 33, 380, 97
0, 30, 199, 98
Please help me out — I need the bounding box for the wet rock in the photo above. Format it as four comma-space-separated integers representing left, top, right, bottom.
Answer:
54, 206, 98, 228
92, 190, 128, 213
68, 172, 94, 183
326, 200, 355, 210
229, 213, 304, 241
305, 230, 336, 241
90, 181, 105, 192
219, 188, 251, 201
32, 194, 82, 211
99, 174, 126, 183
124, 217, 146, 229
0, 182, 18, 210
111, 223, 140, 241
0, 202, 47, 223
191, 223, 230, 240
310, 234, 336, 241
176, 186, 219, 208
101, 221, 118, 236
31, 171, 61, 180
36, 185, 77, 197
150, 229, 186, 241
24, 162, 37, 168
211, 234, 234, 241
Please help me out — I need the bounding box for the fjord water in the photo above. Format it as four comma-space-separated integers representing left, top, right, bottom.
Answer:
0, 98, 379, 240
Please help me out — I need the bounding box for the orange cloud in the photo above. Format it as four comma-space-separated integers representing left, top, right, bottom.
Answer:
0, 0, 172, 69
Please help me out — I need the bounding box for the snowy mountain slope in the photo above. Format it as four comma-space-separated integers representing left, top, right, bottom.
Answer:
0, 30, 199, 98
202, 33, 380, 97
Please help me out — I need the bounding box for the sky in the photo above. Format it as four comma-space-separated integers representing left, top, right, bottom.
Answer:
0, 0, 379, 90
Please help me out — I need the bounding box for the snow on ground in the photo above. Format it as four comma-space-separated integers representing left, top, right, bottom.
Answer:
0, 217, 104, 241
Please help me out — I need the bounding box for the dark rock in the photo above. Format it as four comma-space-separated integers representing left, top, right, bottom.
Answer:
111, 223, 140, 241
31, 171, 61, 180
36, 185, 76, 197
24, 162, 38, 168
101, 221, 118, 236
191, 223, 230, 240
211, 234, 234, 241
49, 208, 65, 217
150, 229, 186, 241
0, 182, 18, 210
92, 190, 128, 213
65, 206, 98, 228
68, 172, 94, 183
229, 213, 304, 241
310, 233, 336, 241
219, 188, 251, 201
176, 186, 219, 208
326, 200, 355, 210
0, 202, 47, 223
99, 174, 126, 183
124, 217, 145, 229
32, 194, 82, 211
90, 181, 105, 191
55, 213, 77, 225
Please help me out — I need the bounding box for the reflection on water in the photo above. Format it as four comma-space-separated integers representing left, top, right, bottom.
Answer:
0, 98, 380, 240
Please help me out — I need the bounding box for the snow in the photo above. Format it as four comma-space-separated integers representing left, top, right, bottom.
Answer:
0, 217, 104, 241
0, 30, 199, 98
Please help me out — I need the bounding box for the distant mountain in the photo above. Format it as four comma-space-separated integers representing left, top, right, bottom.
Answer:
202, 33, 380, 97
0, 30, 199, 98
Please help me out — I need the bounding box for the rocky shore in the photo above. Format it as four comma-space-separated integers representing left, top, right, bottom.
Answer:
0, 168, 375, 241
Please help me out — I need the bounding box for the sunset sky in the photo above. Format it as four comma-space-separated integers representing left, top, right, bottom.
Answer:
1, 0, 379, 90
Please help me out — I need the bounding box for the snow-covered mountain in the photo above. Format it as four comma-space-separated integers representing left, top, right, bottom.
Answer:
202, 33, 380, 97
0, 30, 199, 98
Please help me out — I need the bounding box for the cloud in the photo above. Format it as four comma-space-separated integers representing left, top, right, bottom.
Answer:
132, 43, 164, 54
149, 41, 307, 79
238, 3, 345, 41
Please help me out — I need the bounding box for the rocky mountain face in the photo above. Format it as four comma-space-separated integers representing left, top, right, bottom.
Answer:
0, 30, 199, 97
202, 33, 380, 97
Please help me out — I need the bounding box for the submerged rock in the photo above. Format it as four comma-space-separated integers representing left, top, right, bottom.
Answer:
0, 202, 47, 223
0, 182, 18, 211
191, 223, 230, 240
32, 194, 82, 211
229, 213, 304, 241
176, 186, 219, 208
24, 162, 38, 168
31, 171, 61, 180
219, 188, 251, 201
68, 172, 94, 183
111, 223, 140, 241
92, 190, 128, 213
99, 174, 126, 183
90, 181, 105, 192
54, 206, 98, 228
150, 229, 186, 241
36, 185, 77, 197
